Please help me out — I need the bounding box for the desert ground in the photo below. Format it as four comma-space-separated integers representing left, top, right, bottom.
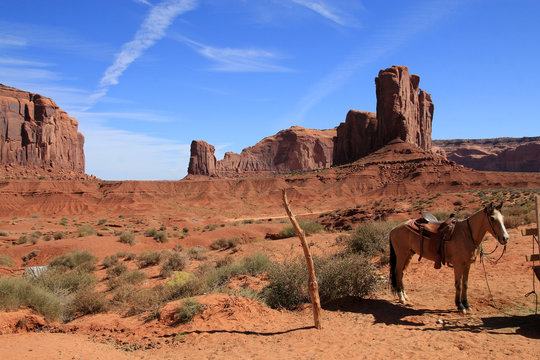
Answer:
1, 149, 539, 359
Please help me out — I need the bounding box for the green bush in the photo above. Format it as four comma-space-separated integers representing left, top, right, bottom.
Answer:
144, 228, 158, 237
35, 267, 97, 294
17, 235, 29, 245
118, 231, 136, 245
111, 284, 163, 316
136, 250, 163, 268
107, 269, 146, 290
106, 263, 128, 278
262, 254, 378, 309
0, 255, 14, 267
188, 246, 207, 260
97, 219, 107, 225
0, 277, 62, 320
0, 230, 9, 236
59, 217, 69, 226
210, 237, 240, 250
66, 288, 108, 316
278, 221, 324, 239
205, 253, 271, 291
175, 299, 205, 324
160, 252, 188, 277
49, 250, 97, 271
154, 231, 168, 243
77, 225, 96, 237
102, 254, 119, 268
347, 221, 398, 257
53, 231, 66, 240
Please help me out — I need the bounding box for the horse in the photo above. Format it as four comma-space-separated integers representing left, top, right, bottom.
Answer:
389, 202, 509, 313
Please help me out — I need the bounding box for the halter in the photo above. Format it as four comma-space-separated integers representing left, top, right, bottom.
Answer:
466, 208, 506, 265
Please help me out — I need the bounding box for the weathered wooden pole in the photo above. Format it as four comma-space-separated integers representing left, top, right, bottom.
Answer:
282, 188, 322, 329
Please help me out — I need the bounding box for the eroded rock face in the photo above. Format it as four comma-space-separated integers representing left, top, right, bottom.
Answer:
333, 110, 377, 166
0, 84, 85, 173
188, 126, 336, 177
375, 65, 433, 151
433, 137, 540, 172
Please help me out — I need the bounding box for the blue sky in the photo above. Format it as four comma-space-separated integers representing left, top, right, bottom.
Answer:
1, 0, 538, 180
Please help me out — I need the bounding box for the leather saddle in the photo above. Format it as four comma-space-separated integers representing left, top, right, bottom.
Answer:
406, 213, 456, 269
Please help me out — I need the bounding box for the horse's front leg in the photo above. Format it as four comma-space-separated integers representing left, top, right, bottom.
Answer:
461, 264, 471, 311
453, 264, 466, 313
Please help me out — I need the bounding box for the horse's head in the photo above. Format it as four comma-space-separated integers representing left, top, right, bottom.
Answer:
484, 202, 509, 245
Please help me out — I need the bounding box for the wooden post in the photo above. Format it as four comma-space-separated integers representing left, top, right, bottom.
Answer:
536, 194, 540, 240
282, 189, 322, 329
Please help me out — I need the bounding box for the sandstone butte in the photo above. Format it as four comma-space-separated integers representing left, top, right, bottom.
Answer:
188, 65, 435, 177
0, 84, 87, 180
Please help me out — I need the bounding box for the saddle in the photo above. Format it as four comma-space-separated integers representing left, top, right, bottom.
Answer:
406, 213, 456, 269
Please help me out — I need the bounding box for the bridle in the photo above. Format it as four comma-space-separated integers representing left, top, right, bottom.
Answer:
466, 207, 507, 264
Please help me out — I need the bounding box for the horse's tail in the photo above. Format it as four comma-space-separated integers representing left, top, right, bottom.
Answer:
389, 231, 398, 294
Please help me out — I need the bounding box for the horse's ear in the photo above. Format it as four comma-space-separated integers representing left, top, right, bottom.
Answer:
496, 201, 503, 210
485, 202, 494, 213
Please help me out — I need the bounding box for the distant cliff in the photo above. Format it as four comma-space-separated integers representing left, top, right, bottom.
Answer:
433, 137, 540, 172
0, 84, 86, 179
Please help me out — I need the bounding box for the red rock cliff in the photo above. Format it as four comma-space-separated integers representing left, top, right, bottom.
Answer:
433, 137, 540, 172
375, 65, 433, 151
188, 126, 336, 177
0, 84, 85, 174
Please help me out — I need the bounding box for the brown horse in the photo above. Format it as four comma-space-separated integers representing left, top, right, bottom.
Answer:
389, 202, 509, 313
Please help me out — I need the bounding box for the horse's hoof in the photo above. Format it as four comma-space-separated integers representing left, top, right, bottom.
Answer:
460, 308, 467, 314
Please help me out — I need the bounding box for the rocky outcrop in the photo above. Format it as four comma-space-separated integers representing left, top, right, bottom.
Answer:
189, 65, 436, 177
433, 137, 540, 172
375, 65, 433, 151
333, 66, 433, 166
333, 111, 377, 166
0, 84, 85, 175
188, 126, 336, 177
188, 140, 216, 176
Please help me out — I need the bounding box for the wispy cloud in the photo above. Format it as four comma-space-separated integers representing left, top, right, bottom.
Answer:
173, 35, 292, 72
133, 0, 153, 6
290, 0, 359, 27
93, 0, 197, 106
0, 57, 53, 67
0, 35, 27, 47
289, 1, 459, 124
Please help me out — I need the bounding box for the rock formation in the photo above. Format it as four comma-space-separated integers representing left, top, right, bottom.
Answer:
333, 66, 434, 166
189, 65, 436, 177
433, 137, 540, 172
375, 65, 433, 151
188, 126, 336, 177
333, 111, 377, 166
0, 84, 85, 176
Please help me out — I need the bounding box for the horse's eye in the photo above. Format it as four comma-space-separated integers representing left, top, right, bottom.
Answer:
490, 216, 496, 221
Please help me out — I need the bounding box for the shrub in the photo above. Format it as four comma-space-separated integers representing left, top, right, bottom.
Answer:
43, 234, 52, 241
97, 219, 107, 225
175, 299, 205, 324
210, 237, 240, 250
102, 254, 119, 268
188, 246, 207, 260
107, 269, 146, 290
262, 258, 307, 310
136, 250, 162, 268
347, 221, 398, 257
205, 253, 271, 291
154, 231, 168, 243
172, 244, 184, 252
77, 225, 96, 237
35, 267, 97, 294
0, 255, 14, 267
453, 200, 463, 206
118, 231, 136, 245
53, 231, 66, 240
59, 217, 69, 226
144, 228, 158, 238
111, 284, 162, 316
160, 252, 188, 277
242, 219, 254, 224
29, 213, 40, 218
0, 277, 62, 320
17, 235, 29, 245
106, 263, 128, 278
0, 230, 9, 236
48, 250, 97, 271
278, 221, 324, 239
66, 288, 108, 316
166, 271, 207, 300
315, 254, 377, 303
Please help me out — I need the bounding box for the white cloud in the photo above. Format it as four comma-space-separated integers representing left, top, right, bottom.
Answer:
79, 121, 190, 180
291, 0, 345, 25
0, 57, 53, 67
173, 35, 292, 72
0, 35, 27, 47
134, 0, 153, 6
98, 0, 197, 89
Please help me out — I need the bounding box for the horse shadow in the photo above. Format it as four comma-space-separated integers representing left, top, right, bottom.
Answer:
323, 297, 448, 326
323, 297, 540, 339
